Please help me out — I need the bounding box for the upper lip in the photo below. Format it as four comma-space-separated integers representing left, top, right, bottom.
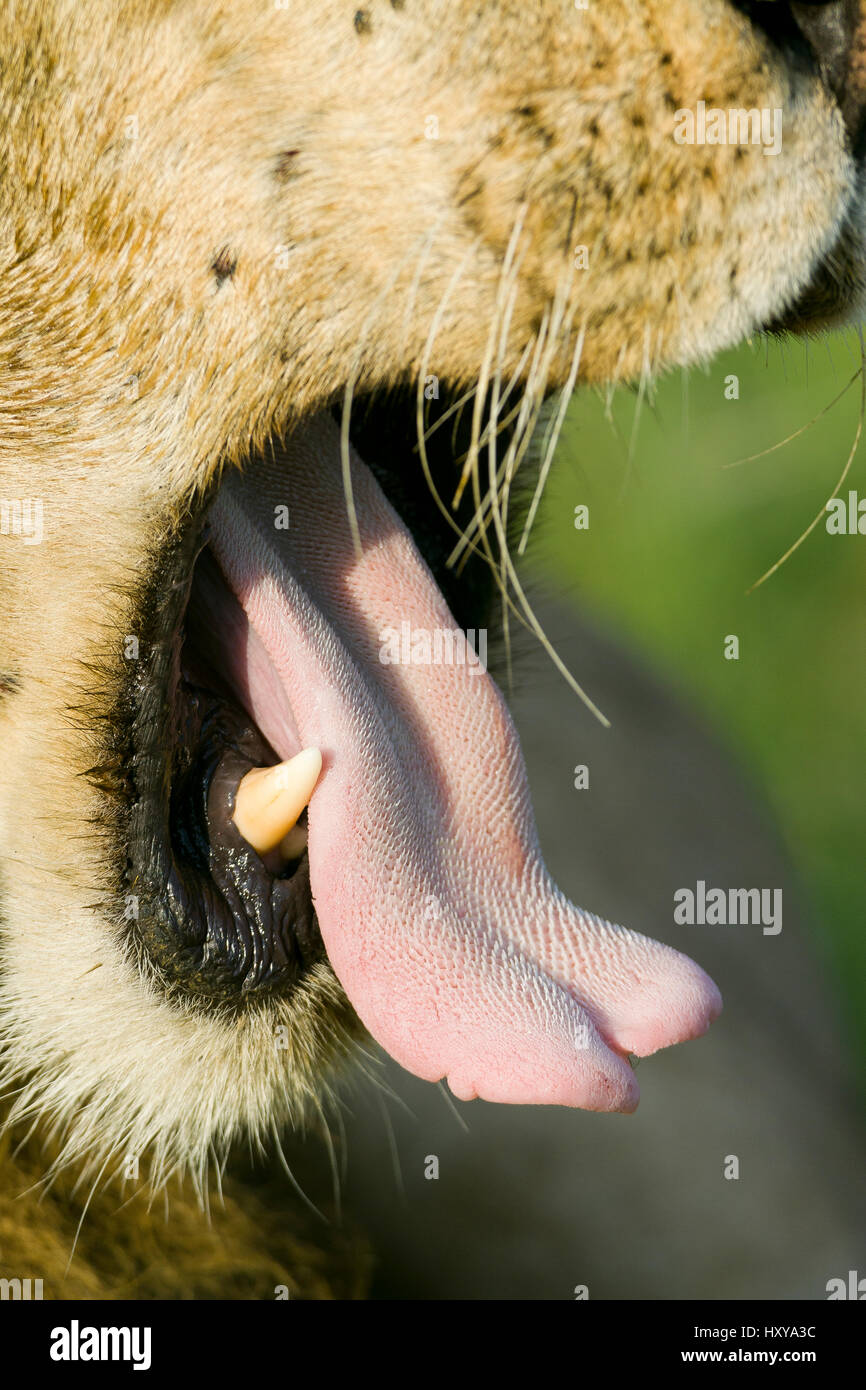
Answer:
116, 483, 325, 1006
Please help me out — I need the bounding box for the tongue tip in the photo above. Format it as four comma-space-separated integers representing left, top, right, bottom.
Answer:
621, 973, 723, 1060
398, 960, 722, 1114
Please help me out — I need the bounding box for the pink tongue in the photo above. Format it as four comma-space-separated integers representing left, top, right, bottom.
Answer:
208, 413, 721, 1111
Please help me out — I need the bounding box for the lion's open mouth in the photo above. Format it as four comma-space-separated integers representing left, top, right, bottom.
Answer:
113, 390, 722, 1114
122, 390, 496, 1010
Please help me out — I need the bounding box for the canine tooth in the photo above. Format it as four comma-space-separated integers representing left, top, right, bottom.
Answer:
233, 748, 322, 856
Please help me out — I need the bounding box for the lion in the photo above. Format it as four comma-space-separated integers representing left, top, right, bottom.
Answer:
0, 0, 863, 1300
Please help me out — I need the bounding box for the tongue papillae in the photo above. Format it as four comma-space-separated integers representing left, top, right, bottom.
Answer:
208, 413, 721, 1111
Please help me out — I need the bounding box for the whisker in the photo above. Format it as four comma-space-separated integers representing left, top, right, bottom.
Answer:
375, 1090, 405, 1200
436, 1080, 470, 1134
517, 320, 586, 556
316, 1102, 342, 1221
447, 327, 547, 571
270, 1119, 328, 1224
413, 382, 478, 449
724, 364, 861, 469
618, 322, 654, 500
747, 332, 866, 593
451, 204, 529, 511
65, 1150, 113, 1275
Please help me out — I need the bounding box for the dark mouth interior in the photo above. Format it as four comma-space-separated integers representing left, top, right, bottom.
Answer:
112, 385, 503, 1009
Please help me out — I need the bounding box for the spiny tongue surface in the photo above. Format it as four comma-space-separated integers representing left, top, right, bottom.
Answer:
208, 413, 721, 1111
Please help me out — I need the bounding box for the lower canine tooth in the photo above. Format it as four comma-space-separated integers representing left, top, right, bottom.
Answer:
233, 748, 322, 856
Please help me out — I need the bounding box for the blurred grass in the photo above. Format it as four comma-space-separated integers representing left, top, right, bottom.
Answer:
533, 331, 866, 1064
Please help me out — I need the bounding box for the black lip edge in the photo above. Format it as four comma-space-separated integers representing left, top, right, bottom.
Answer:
102, 469, 327, 1014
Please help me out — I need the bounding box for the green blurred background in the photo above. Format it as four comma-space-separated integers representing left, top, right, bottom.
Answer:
534, 332, 866, 1071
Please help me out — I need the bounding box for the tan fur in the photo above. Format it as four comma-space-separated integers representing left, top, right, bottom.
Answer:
0, 1107, 369, 1298
0, 0, 863, 1295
